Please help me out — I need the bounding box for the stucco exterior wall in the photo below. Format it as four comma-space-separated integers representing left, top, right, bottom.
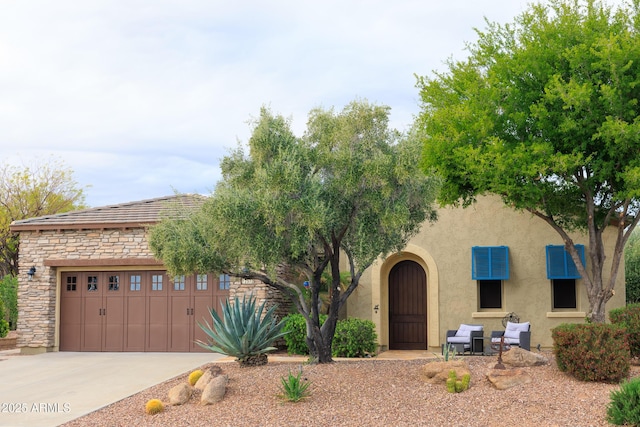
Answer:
347, 195, 626, 351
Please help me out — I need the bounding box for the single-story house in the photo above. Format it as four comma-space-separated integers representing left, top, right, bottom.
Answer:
10, 194, 625, 354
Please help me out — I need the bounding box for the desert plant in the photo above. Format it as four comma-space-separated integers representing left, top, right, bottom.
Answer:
437, 343, 457, 362
144, 399, 164, 415
607, 376, 640, 425
331, 318, 377, 358
282, 313, 327, 355
188, 369, 204, 386
445, 370, 470, 393
278, 368, 312, 402
197, 295, 288, 367
610, 304, 640, 358
552, 323, 630, 382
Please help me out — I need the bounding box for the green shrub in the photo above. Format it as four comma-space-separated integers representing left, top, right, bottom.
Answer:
610, 303, 640, 358
552, 322, 630, 382
197, 295, 288, 367
331, 318, 377, 358
0, 319, 8, 338
278, 368, 312, 402
0, 275, 17, 330
282, 313, 327, 355
607, 376, 640, 425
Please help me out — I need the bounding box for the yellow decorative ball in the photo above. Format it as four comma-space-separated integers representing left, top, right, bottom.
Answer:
145, 399, 164, 415
188, 369, 204, 386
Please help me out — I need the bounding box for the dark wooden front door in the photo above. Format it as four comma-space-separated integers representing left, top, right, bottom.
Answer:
389, 260, 427, 350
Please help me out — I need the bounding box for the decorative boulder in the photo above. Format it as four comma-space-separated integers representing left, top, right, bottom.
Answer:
486, 368, 532, 390
502, 347, 548, 367
201, 374, 228, 405
420, 360, 471, 384
194, 366, 223, 391
167, 383, 192, 405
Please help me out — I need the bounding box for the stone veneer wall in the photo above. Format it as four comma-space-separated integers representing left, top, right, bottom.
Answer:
16, 228, 157, 352
16, 227, 290, 352
229, 278, 292, 321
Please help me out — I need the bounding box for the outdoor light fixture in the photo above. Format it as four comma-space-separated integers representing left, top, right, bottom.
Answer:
374, 304, 379, 314
27, 266, 36, 281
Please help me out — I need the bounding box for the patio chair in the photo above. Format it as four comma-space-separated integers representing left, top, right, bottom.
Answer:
490, 321, 531, 351
445, 324, 484, 355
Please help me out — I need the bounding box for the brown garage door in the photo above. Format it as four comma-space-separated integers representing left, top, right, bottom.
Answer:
60, 271, 229, 352
389, 260, 427, 350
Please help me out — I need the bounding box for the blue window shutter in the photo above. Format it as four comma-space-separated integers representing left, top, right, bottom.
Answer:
472, 246, 509, 280
546, 245, 585, 279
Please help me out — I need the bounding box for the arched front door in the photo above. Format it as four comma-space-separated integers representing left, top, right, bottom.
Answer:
389, 260, 427, 350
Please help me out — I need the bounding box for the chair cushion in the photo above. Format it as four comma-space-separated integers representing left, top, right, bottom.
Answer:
454, 324, 483, 338
447, 336, 471, 344
504, 321, 530, 340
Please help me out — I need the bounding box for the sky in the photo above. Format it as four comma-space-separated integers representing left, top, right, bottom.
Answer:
1, 0, 545, 208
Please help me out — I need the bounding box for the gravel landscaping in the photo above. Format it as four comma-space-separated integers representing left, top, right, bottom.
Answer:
61, 351, 638, 427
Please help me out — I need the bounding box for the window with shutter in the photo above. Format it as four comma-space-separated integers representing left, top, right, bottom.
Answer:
546, 245, 585, 279
472, 246, 509, 280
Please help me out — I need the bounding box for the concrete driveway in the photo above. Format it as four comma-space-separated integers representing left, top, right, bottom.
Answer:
0, 350, 224, 427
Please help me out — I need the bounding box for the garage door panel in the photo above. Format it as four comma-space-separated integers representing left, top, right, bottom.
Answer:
60, 270, 229, 352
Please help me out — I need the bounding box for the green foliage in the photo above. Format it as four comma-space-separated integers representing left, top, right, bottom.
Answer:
278, 368, 312, 402
282, 313, 327, 355
0, 159, 86, 276
446, 370, 470, 393
607, 376, 640, 425
188, 369, 204, 386
609, 304, 640, 358
0, 275, 18, 330
0, 319, 8, 338
626, 230, 640, 304
552, 323, 629, 382
331, 318, 377, 358
197, 295, 288, 366
438, 343, 457, 362
144, 399, 164, 415
150, 100, 440, 363
416, 0, 640, 323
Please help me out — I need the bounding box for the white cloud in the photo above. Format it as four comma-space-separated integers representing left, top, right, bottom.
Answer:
0, 0, 555, 206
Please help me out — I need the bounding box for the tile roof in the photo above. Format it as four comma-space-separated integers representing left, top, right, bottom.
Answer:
10, 194, 207, 232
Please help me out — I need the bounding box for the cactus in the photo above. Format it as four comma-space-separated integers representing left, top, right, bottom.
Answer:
446, 370, 471, 393
145, 399, 164, 415
188, 369, 204, 386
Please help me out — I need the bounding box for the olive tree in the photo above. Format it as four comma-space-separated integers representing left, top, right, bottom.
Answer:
416, 0, 640, 322
149, 100, 439, 363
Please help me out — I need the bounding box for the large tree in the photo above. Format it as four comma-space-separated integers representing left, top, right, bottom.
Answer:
149, 100, 439, 363
0, 158, 87, 276
416, 0, 640, 323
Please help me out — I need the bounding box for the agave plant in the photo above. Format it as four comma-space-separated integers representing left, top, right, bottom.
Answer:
197, 294, 288, 366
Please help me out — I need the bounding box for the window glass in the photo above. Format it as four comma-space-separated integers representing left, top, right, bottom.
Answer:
552, 279, 577, 309
196, 274, 208, 290
66, 276, 77, 292
87, 276, 98, 292
108, 275, 119, 291
130, 275, 141, 291
478, 279, 502, 309
219, 274, 230, 290
152, 274, 163, 291
174, 275, 185, 291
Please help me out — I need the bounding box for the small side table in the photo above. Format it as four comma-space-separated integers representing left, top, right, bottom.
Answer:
472, 336, 497, 355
